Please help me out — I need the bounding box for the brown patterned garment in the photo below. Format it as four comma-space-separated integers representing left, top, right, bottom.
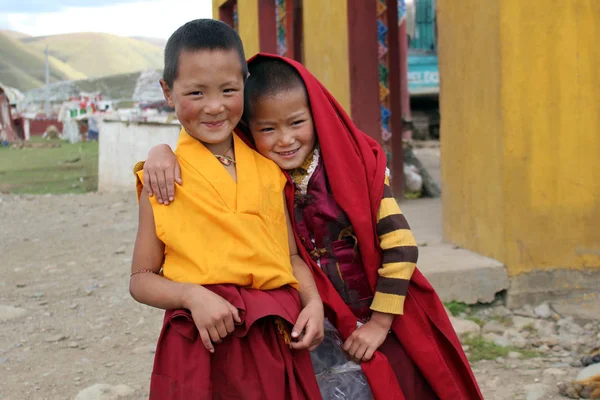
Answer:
291, 149, 418, 318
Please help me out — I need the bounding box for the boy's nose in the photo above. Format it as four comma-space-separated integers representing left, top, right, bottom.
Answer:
278, 133, 295, 146
204, 101, 224, 115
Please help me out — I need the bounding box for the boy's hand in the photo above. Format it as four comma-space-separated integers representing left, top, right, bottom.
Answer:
143, 144, 181, 205
343, 311, 394, 362
183, 285, 241, 353
290, 299, 324, 351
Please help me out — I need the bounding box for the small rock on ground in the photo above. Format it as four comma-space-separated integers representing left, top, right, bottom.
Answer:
74, 383, 134, 400
534, 303, 554, 319
576, 363, 600, 381
450, 317, 481, 339
524, 383, 550, 400
0, 305, 27, 322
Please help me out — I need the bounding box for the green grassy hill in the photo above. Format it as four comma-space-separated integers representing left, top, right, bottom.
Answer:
0, 30, 31, 40
0, 31, 164, 92
0, 32, 86, 91
23, 33, 164, 78
130, 36, 167, 49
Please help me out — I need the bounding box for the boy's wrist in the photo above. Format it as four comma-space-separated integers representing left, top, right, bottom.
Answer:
300, 286, 321, 307
300, 292, 323, 311
370, 311, 394, 330
152, 143, 173, 151
147, 144, 174, 164
181, 283, 204, 309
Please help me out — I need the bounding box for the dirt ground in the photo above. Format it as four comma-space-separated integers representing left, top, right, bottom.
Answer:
0, 192, 584, 400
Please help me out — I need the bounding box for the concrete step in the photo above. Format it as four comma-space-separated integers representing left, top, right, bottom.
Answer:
400, 197, 508, 304
550, 292, 600, 322
417, 243, 508, 304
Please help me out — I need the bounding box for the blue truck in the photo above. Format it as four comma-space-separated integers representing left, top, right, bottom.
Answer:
406, 0, 440, 138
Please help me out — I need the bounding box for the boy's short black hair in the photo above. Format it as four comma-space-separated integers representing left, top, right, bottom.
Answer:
243, 58, 308, 122
163, 19, 247, 88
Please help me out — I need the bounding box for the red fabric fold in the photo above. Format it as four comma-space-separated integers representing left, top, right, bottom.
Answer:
150, 284, 321, 400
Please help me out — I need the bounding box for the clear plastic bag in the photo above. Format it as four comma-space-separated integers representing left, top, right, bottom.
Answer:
310, 320, 374, 399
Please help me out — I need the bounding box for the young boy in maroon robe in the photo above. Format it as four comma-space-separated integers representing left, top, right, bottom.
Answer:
140, 54, 483, 400
130, 23, 323, 399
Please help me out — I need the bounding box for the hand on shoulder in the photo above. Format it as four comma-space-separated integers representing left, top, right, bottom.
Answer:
143, 144, 181, 205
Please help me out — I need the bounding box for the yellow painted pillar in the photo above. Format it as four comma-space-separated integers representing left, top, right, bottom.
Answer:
213, 0, 351, 114
212, 0, 260, 57
438, 0, 600, 304
301, 0, 351, 113
212, 0, 224, 21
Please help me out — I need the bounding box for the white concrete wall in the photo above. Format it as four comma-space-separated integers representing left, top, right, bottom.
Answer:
98, 120, 180, 192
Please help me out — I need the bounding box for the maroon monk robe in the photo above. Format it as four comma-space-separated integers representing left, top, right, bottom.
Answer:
236, 53, 483, 400
149, 284, 322, 400
294, 158, 438, 399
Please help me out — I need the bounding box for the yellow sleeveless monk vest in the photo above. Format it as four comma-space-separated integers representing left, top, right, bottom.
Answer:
136, 129, 298, 290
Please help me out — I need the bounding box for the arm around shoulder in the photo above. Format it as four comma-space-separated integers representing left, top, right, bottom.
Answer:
143, 144, 181, 205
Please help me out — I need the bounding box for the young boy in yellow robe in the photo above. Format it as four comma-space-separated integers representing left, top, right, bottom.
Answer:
129, 19, 323, 399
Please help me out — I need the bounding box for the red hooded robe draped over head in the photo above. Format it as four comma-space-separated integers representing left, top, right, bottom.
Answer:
236, 53, 483, 400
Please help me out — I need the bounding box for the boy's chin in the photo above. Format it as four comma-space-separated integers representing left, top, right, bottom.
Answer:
274, 157, 304, 171
185, 127, 232, 143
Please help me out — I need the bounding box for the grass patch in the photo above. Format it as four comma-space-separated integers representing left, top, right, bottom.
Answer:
519, 349, 541, 359
490, 315, 512, 325
466, 316, 486, 327
444, 301, 468, 316
521, 324, 537, 333
0, 138, 98, 194
463, 336, 540, 362
463, 337, 509, 361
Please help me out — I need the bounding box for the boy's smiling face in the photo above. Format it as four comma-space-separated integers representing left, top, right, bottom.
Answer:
249, 87, 317, 171
160, 48, 244, 146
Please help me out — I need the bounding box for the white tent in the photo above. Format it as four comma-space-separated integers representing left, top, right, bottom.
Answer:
0, 82, 24, 105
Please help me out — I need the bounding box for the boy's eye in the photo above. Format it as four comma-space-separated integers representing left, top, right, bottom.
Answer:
260, 127, 274, 133
223, 88, 237, 94
188, 91, 203, 96
292, 120, 305, 126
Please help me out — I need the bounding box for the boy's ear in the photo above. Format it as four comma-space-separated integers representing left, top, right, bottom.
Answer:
160, 79, 175, 108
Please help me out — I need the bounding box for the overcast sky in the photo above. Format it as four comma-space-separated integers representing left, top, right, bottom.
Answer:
0, 0, 213, 39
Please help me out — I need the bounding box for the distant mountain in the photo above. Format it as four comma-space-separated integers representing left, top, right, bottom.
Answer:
130, 36, 167, 49
0, 32, 86, 91
22, 32, 164, 78
0, 31, 164, 92
0, 30, 31, 40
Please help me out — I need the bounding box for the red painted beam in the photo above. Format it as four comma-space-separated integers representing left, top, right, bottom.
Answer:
219, 0, 236, 28
347, 0, 381, 142
258, 0, 277, 54
386, 0, 404, 198
292, 0, 304, 62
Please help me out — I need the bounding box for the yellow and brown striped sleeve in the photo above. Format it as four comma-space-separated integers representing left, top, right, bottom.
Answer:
370, 176, 418, 315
